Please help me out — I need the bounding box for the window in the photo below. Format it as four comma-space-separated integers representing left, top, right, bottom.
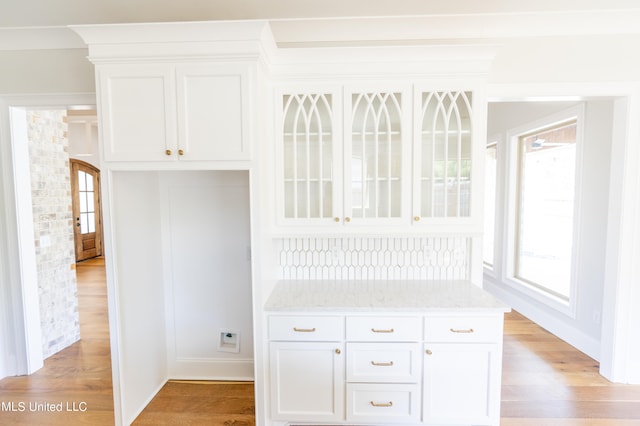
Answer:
483, 141, 498, 268
514, 119, 578, 301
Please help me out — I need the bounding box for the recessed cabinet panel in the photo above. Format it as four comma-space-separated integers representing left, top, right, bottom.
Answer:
346, 383, 420, 423
346, 343, 420, 383
423, 342, 499, 425
177, 65, 249, 160
270, 342, 344, 422
100, 65, 176, 162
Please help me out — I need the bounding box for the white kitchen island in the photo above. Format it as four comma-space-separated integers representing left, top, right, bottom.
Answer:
265, 280, 510, 426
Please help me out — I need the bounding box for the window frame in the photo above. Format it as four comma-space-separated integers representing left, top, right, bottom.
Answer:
483, 135, 501, 274
503, 105, 585, 317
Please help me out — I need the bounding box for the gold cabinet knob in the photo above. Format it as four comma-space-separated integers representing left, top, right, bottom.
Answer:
335, 348, 341, 354
165, 149, 172, 156
425, 349, 433, 355
334, 217, 340, 222
414, 216, 421, 222
178, 149, 184, 156
344, 217, 351, 223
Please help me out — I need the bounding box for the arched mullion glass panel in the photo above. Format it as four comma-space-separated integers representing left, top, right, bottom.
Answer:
350, 92, 402, 219
420, 91, 473, 218
282, 93, 334, 219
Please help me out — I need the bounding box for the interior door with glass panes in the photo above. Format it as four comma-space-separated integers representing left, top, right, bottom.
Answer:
70, 159, 103, 261
344, 88, 411, 226
278, 88, 343, 226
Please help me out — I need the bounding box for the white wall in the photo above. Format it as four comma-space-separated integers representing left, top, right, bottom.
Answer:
484, 99, 614, 359
160, 171, 254, 380
0, 49, 95, 95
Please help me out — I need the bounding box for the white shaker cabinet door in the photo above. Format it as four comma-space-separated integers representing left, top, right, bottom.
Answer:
269, 341, 344, 422
176, 64, 251, 161
423, 342, 501, 425
99, 64, 177, 162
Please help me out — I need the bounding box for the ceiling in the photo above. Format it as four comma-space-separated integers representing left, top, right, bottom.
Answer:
2, 0, 640, 48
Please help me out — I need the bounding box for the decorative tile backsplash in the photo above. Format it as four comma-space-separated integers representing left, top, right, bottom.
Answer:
276, 236, 471, 280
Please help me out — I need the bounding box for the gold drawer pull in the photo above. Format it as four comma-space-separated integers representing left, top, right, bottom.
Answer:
371, 328, 394, 333
165, 149, 172, 156
371, 361, 394, 367
450, 328, 474, 333
178, 149, 184, 156
335, 348, 341, 354
370, 401, 393, 408
293, 327, 316, 333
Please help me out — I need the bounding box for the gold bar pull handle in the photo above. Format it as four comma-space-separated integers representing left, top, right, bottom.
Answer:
371, 361, 394, 367
293, 327, 316, 333
371, 328, 394, 333
370, 401, 393, 408
450, 328, 474, 334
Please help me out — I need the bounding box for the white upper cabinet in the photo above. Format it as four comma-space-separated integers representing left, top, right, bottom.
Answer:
344, 87, 411, 226
74, 21, 273, 165
99, 64, 177, 162
412, 88, 481, 231
277, 87, 342, 225
276, 85, 411, 228
275, 83, 481, 232
176, 63, 250, 161
99, 62, 251, 162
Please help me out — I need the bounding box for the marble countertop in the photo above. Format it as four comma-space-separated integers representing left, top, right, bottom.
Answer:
265, 280, 510, 312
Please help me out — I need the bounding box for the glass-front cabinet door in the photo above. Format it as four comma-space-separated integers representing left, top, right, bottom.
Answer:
413, 89, 478, 229
277, 88, 342, 225
344, 88, 411, 225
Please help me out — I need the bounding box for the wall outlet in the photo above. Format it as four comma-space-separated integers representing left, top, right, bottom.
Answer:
218, 330, 240, 353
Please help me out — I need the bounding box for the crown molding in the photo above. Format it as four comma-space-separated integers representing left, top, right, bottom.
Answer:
2, 9, 640, 51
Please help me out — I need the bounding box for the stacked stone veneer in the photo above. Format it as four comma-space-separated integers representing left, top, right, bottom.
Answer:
27, 110, 80, 358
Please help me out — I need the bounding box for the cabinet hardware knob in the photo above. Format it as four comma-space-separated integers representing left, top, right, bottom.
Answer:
344, 217, 351, 223
293, 327, 316, 333
371, 328, 394, 333
334, 217, 340, 222
178, 149, 184, 156
165, 149, 172, 156
426, 349, 433, 355
414, 216, 421, 221
371, 361, 394, 367
450, 328, 474, 333
335, 348, 341, 354
370, 401, 393, 408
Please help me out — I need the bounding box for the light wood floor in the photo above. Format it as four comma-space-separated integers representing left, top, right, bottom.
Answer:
1, 257, 639, 425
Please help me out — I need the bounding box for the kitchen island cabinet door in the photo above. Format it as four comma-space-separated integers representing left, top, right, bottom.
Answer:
269, 341, 344, 422
423, 342, 500, 425
98, 64, 177, 162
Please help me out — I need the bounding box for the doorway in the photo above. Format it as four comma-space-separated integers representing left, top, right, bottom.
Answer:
70, 159, 103, 262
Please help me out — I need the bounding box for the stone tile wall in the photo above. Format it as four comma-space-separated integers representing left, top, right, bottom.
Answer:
27, 110, 80, 358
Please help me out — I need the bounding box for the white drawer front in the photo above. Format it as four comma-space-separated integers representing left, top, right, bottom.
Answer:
424, 315, 501, 343
346, 383, 420, 423
269, 316, 344, 341
346, 343, 420, 383
346, 316, 421, 342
